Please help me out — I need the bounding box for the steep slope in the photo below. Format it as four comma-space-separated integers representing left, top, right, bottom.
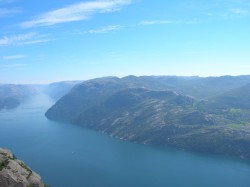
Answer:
74, 88, 213, 136
45, 75, 250, 159
72, 87, 250, 158
46, 75, 250, 122
45, 77, 128, 121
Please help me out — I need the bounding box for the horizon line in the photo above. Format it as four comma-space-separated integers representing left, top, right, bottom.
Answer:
1, 74, 250, 85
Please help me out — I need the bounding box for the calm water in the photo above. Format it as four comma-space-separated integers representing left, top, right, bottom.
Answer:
0, 94, 250, 187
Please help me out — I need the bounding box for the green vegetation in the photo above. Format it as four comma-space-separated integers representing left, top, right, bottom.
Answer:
0, 149, 46, 187
27, 185, 51, 187
0, 159, 9, 171
19, 162, 32, 179
0, 152, 7, 157
227, 122, 250, 129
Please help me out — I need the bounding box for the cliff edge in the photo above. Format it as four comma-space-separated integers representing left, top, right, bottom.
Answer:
0, 148, 47, 187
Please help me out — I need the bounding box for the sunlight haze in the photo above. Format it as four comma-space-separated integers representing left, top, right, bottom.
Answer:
0, 0, 250, 83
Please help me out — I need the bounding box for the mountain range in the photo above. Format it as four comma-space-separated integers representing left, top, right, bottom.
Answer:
45, 75, 250, 159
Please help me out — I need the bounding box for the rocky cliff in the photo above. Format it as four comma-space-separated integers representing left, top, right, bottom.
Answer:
0, 148, 46, 187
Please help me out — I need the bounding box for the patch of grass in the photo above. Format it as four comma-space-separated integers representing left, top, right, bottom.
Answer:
0, 151, 16, 160
8, 154, 17, 160
229, 108, 243, 114
0, 152, 8, 158
227, 122, 250, 129
19, 162, 32, 179
0, 159, 9, 171
27, 184, 51, 187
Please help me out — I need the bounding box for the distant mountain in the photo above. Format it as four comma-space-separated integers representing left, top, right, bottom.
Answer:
174, 75, 250, 98
44, 80, 82, 101
46, 75, 250, 159
119, 75, 250, 99
0, 81, 82, 111
0, 84, 39, 110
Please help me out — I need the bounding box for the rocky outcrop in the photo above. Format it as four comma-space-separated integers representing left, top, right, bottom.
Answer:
0, 148, 46, 187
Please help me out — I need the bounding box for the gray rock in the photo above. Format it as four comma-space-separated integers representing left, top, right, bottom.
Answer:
0, 148, 45, 187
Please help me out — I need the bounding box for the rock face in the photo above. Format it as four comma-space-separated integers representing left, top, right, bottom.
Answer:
0, 148, 45, 187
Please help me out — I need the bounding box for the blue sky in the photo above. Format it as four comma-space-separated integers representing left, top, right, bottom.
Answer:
0, 0, 250, 83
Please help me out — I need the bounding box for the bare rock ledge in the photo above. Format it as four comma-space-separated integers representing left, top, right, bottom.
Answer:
0, 148, 47, 187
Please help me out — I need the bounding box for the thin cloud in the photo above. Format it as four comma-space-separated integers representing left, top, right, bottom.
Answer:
0, 32, 54, 46
229, 8, 249, 17
201, 8, 249, 19
0, 63, 26, 69
139, 20, 175, 26
20, 0, 132, 28
0, 0, 16, 4
0, 7, 22, 17
87, 25, 123, 34
185, 18, 201, 24
1, 54, 26, 60
20, 38, 55, 45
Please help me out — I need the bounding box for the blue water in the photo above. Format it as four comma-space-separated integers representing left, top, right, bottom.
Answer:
0, 94, 250, 187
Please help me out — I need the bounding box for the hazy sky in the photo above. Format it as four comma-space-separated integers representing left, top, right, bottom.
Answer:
0, 0, 250, 83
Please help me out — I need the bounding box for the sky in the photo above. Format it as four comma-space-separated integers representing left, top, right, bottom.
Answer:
0, 0, 250, 83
